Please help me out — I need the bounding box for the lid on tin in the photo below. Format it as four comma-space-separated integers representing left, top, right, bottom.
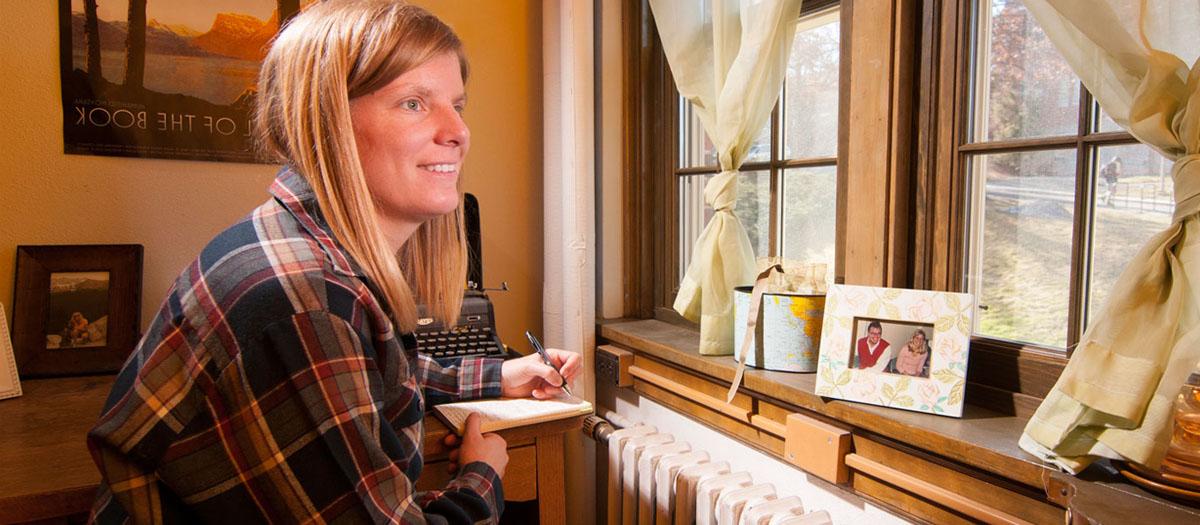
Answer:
763, 291, 827, 298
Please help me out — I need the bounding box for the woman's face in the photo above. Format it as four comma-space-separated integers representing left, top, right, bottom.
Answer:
910, 332, 926, 350
350, 52, 469, 247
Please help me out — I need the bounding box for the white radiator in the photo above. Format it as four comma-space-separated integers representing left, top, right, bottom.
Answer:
606, 425, 833, 525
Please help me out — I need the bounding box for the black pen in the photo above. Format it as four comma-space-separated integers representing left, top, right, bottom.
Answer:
524, 331, 574, 397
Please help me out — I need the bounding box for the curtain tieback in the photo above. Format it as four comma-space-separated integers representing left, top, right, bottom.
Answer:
1171, 154, 1200, 222
705, 170, 740, 212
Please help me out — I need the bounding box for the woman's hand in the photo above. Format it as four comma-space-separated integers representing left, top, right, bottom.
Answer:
500, 349, 581, 399
444, 413, 508, 477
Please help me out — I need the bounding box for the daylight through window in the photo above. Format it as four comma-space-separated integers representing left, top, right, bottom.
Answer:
963, 0, 1171, 350
677, 7, 841, 280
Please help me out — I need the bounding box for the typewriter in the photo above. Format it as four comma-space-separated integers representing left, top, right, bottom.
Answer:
414, 290, 506, 359
414, 193, 509, 360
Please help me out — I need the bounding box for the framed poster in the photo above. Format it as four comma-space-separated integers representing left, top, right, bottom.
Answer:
57, 1, 303, 163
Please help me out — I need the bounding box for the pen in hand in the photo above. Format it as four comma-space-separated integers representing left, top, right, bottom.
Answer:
524, 331, 574, 398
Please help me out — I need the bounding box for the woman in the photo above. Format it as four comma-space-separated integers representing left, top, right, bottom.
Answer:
66, 311, 89, 344
891, 329, 930, 377
87, 2, 578, 523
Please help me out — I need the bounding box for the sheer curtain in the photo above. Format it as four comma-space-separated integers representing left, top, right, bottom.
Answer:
650, 0, 803, 355
1019, 0, 1200, 472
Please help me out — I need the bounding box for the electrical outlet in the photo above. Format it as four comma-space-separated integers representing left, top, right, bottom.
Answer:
596, 347, 620, 386
595, 345, 633, 387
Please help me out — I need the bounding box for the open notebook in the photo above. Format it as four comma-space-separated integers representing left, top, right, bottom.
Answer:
432, 396, 593, 435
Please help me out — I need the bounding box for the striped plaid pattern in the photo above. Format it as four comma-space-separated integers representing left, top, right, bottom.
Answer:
88, 169, 504, 524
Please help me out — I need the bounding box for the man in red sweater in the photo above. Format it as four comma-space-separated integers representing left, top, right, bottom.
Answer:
856, 321, 891, 369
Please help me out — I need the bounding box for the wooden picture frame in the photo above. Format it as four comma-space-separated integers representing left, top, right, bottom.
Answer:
11, 245, 142, 377
0, 302, 20, 399
815, 284, 973, 417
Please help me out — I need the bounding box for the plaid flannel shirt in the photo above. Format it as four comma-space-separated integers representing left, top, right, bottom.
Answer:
88, 169, 504, 524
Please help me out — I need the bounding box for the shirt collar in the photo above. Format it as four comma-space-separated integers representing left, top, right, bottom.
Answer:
269, 168, 365, 278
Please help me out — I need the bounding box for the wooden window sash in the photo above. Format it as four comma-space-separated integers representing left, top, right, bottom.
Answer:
623, 0, 1121, 413
663, 2, 848, 301
956, 1, 1139, 353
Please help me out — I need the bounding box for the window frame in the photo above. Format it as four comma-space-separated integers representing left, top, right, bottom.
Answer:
624, 0, 846, 325
958, 0, 1141, 354
675, 54, 842, 271
911, 0, 1151, 413
624, 0, 1141, 415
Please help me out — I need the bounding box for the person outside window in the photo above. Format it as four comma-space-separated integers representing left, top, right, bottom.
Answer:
1100, 156, 1123, 207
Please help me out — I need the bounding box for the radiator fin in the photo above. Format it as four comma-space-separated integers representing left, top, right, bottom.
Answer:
604, 418, 837, 524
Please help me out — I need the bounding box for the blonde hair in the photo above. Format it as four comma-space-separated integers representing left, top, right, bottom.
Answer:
909, 329, 929, 354
256, 0, 468, 332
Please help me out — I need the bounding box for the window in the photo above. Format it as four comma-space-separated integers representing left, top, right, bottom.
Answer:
677, 6, 841, 280
962, 0, 1172, 350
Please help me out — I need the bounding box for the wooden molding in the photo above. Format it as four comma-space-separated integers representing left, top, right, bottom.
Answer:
784, 412, 852, 485
845, 452, 1042, 524
622, 0, 653, 318
841, 0, 918, 287
628, 365, 753, 425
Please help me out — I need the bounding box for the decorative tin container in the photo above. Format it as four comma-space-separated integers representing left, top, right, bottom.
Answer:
733, 286, 825, 372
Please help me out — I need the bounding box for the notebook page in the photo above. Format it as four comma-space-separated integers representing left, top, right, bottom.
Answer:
433, 396, 593, 434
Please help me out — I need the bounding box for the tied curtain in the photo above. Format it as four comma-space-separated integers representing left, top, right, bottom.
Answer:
1019, 0, 1200, 472
649, 0, 804, 355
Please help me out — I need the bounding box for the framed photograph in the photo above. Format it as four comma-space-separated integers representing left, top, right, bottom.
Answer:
814, 284, 973, 417
10, 245, 143, 377
0, 302, 21, 400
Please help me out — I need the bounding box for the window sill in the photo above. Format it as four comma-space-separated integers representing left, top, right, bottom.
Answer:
597, 318, 1200, 522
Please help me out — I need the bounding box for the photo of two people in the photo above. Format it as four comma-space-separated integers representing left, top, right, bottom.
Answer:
850, 318, 932, 378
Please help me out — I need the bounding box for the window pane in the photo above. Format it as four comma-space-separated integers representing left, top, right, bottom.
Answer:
678, 171, 772, 276
1095, 101, 1122, 133
968, 150, 1077, 348
678, 174, 709, 277
680, 99, 769, 166
744, 121, 772, 164
783, 10, 840, 159
781, 166, 837, 268
1088, 144, 1174, 326
679, 99, 718, 168
738, 171, 772, 256
974, 0, 1079, 142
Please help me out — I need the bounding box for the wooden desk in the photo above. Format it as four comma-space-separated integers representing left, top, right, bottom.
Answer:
0, 375, 110, 523
420, 412, 581, 524
0, 376, 580, 524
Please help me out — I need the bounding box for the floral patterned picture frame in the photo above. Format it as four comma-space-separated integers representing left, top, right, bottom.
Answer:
814, 284, 973, 417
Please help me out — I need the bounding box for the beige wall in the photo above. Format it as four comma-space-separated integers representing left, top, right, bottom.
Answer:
430, 0, 544, 351
0, 1, 541, 357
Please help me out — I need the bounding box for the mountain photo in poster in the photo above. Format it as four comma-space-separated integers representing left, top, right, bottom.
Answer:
58, 1, 304, 162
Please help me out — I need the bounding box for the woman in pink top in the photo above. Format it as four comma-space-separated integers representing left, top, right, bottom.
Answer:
893, 329, 930, 377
